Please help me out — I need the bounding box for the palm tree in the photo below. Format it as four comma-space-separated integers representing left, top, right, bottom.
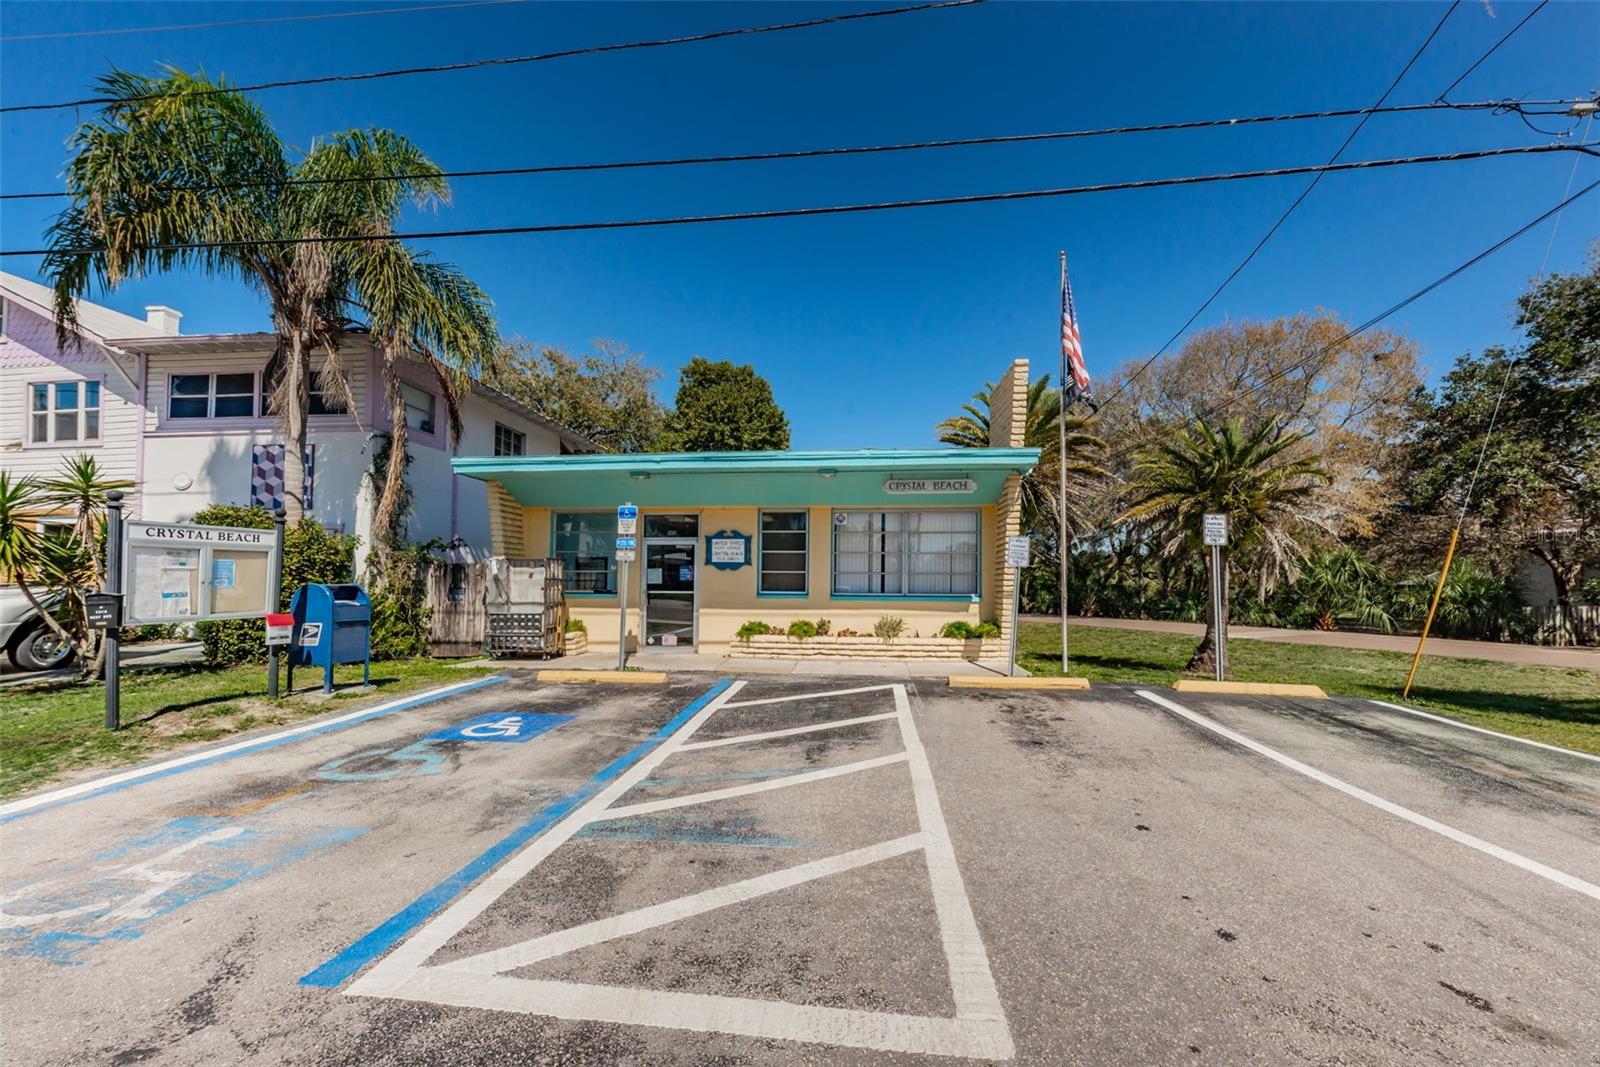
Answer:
45, 69, 461, 522
936, 374, 1107, 536
348, 241, 500, 556
1295, 546, 1394, 633
1119, 417, 1329, 673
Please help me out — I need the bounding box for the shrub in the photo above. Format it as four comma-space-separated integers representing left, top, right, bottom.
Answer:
367, 542, 438, 661
565, 617, 587, 633
736, 620, 775, 640
873, 615, 906, 641
939, 621, 975, 639
814, 618, 832, 636
192, 505, 357, 666
786, 619, 818, 639
971, 621, 1000, 638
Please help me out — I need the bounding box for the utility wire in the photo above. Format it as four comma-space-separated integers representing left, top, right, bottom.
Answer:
1087, 0, 1462, 419
0, 0, 983, 114
2, 96, 1574, 203
1096, 172, 1600, 469
0, 0, 530, 43
7, 142, 1591, 260
1437, 0, 1550, 102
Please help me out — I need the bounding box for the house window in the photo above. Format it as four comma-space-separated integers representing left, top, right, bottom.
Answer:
493, 423, 526, 456
759, 511, 808, 594
553, 512, 617, 594
0, 299, 8, 338
29, 380, 101, 444
169, 372, 255, 419
831, 510, 980, 596
261, 367, 348, 417
401, 382, 436, 435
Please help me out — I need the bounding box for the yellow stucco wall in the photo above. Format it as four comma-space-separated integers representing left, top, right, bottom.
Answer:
527, 504, 994, 654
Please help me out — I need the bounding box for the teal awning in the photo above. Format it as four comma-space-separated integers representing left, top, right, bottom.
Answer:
452, 448, 1039, 508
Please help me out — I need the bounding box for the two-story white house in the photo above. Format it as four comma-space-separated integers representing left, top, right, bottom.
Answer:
0, 271, 592, 552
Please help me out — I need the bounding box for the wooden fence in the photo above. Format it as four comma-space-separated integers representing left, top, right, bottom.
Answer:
1526, 602, 1600, 647
426, 561, 487, 658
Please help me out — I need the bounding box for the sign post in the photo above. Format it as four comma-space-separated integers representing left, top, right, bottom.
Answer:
1202, 513, 1228, 681
616, 504, 638, 670
266, 508, 286, 698
1005, 535, 1031, 677
104, 490, 125, 731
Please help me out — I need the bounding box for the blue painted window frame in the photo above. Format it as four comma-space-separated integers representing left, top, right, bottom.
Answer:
757, 509, 809, 598
829, 508, 982, 601
550, 510, 618, 597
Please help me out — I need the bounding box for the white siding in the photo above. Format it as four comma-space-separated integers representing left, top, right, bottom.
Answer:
141, 344, 372, 527
0, 300, 143, 510
432, 393, 562, 552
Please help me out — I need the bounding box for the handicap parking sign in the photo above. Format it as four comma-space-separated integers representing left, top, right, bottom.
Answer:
428, 712, 574, 744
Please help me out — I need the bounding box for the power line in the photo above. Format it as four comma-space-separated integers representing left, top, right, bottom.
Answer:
0, 0, 530, 43
1097, 173, 1600, 469
0, 0, 984, 115
1437, 0, 1550, 102
7, 141, 1591, 259
2, 96, 1573, 203
1087, 0, 1462, 419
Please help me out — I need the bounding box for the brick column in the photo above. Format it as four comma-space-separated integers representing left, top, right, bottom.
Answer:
989, 360, 1028, 640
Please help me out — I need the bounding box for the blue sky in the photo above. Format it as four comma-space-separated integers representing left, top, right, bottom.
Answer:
2, 1, 1595, 448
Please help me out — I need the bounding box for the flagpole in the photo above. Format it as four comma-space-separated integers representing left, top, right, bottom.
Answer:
1058, 250, 1071, 675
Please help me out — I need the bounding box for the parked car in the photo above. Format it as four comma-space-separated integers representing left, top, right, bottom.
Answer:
1, 586, 75, 672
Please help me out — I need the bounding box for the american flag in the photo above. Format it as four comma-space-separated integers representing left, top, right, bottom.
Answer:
1060, 258, 1091, 404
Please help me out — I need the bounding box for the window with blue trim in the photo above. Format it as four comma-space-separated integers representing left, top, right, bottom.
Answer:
553, 512, 617, 593
831, 510, 979, 596
759, 511, 808, 594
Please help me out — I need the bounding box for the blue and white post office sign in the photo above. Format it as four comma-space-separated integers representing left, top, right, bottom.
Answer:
428, 712, 574, 744
705, 530, 751, 570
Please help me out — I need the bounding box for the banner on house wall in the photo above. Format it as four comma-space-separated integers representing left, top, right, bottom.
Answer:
250, 444, 316, 511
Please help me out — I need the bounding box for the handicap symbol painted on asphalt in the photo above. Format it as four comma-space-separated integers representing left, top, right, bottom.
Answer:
0, 817, 364, 965
428, 712, 575, 744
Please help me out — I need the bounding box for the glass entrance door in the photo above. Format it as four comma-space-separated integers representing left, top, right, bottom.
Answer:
642, 541, 696, 649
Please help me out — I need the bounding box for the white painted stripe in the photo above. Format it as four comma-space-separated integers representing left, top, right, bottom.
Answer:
895, 685, 1012, 1023
346, 680, 749, 997
719, 684, 899, 709
0, 677, 500, 818
595, 753, 910, 821
368, 970, 1015, 1060
678, 712, 899, 751
1369, 699, 1600, 764
1135, 690, 1600, 902
444, 834, 927, 975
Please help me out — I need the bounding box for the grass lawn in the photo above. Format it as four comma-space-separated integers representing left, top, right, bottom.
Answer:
0, 657, 495, 800
1018, 622, 1600, 756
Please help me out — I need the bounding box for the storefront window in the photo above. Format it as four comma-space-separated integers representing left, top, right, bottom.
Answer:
553, 512, 617, 594
831, 510, 979, 596
644, 514, 699, 539
759, 511, 808, 594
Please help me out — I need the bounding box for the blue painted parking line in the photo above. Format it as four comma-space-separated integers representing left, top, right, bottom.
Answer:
0, 676, 508, 825
298, 678, 734, 989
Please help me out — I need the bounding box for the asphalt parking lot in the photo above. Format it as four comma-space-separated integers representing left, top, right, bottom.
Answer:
1, 672, 1596, 1065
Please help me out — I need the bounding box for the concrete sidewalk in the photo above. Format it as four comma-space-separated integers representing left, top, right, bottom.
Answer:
470, 650, 1021, 679
1023, 615, 1599, 670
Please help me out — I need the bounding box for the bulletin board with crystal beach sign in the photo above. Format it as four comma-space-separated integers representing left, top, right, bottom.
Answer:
124, 521, 278, 625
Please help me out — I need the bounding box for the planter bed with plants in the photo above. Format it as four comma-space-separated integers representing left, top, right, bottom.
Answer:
729, 618, 1004, 660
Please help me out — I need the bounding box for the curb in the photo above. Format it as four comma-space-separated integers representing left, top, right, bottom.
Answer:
948, 676, 1091, 690
538, 670, 669, 684
1172, 679, 1326, 698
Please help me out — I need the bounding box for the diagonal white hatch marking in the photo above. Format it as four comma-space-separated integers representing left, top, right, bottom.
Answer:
345, 682, 1014, 1060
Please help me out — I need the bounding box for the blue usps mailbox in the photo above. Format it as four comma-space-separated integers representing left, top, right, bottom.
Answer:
287, 583, 371, 694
